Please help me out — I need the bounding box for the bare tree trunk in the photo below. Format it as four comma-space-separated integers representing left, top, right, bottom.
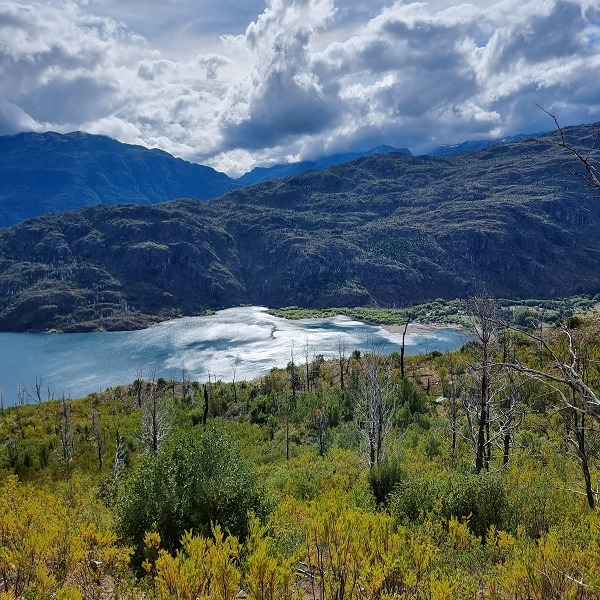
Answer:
30, 377, 44, 404
470, 295, 497, 474
355, 352, 396, 468
573, 409, 595, 509
304, 340, 311, 392
143, 377, 167, 455
449, 361, 458, 468
203, 384, 209, 427
58, 395, 73, 468
113, 428, 126, 483
134, 366, 144, 407
232, 360, 238, 406
400, 315, 411, 379
475, 390, 486, 472
286, 401, 290, 461
502, 429, 511, 468
92, 409, 103, 472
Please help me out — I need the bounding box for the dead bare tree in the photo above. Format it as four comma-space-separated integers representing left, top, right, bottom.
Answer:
113, 427, 127, 484
354, 350, 397, 468
29, 377, 44, 404
400, 314, 412, 379
14, 385, 26, 439
142, 375, 168, 455
304, 339, 311, 392
133, 366, 144, 408
439, 354, 464, 468
499, 371, 527, 468
337, 339, 349, 391
91, 409, 104, 472
57, 395, 74, 468
231, 356, 239, 406
493, 323, 600, 507
181, 369, 190, 403
468, 295, 500, 473
539, 105, 600, 189
202, 383, 209, 427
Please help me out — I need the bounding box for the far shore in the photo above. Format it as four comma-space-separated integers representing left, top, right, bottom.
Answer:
383, 321, 466, 336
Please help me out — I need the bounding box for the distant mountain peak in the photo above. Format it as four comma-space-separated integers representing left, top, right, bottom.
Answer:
237, 145, 411, 185
427, 132, 540, 157
0, 131, 241, 228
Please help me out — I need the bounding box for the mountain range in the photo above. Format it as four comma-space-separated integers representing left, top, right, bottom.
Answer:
0, 131, 242, 229
237, 145, 410, 184
0, 122, 598, 332
1, 130, 543, 229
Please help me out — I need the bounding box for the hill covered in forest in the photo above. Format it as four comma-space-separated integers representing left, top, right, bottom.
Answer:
0, 122, 599, 332
0, 131, 241, 228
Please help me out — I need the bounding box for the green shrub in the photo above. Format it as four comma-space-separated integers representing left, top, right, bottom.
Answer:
441, 471, 510, 539
368, 454, 405, 506
116, 423, 262, 567
388, 476, 438, 523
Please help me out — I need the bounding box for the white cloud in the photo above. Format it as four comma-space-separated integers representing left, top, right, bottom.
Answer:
0, 98, 39, 134
1, 0, 599, 176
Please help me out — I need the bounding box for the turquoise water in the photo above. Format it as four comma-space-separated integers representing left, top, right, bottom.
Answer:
0, 306, 467, 405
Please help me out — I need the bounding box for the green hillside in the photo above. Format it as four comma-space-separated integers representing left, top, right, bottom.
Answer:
0, 123, 599, 332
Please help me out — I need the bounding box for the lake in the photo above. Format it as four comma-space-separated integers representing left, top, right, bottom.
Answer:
0, 306, 468, 405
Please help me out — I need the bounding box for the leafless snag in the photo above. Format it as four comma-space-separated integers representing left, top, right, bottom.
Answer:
181, 368, 190, 403
400, 314, 412, 379
492, 323, 599, 507
57, 395, 74, 468
304, 339, 311, 392
538, 105, 600, 190
142, 374, 168, 455
467, 295, 500, 472
14, 384, 27, 439
231, 355, 239, 406
354, 347, 397, 467
29, 377, 44, 404
91, 409, 104, 472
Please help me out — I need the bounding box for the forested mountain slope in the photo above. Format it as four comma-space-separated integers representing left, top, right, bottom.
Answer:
0, 131, 241, 228
0, 123, 598, 331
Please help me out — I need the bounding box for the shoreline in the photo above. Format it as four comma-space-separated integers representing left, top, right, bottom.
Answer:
383, 322, 466, 336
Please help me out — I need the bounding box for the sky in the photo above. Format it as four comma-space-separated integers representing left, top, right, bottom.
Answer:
1, 0, 599, 177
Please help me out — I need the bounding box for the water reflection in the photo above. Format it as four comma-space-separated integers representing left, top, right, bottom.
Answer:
0, 306, 467, 405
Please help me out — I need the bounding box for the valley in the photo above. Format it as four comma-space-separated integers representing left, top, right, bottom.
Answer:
0, 122, 599, 333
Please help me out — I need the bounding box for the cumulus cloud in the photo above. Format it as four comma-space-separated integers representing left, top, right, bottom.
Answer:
1, 0, 600, 175
219, 0, 341, 151
0, 99, 39, 135
308, 0, 600, 155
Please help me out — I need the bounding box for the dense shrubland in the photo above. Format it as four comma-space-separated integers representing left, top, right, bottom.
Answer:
1, 311, 600, 598
270, 293, 600, 326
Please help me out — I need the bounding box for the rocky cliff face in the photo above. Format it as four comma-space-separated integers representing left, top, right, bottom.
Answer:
0, 123, 598, 331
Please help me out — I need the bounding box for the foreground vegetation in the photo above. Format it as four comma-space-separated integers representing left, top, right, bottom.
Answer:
1, 306, 599, 598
